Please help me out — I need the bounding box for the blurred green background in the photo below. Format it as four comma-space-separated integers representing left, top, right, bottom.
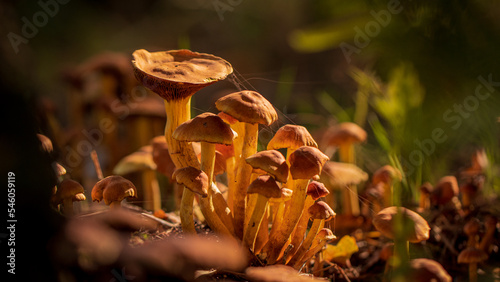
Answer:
2, 0, 500, 201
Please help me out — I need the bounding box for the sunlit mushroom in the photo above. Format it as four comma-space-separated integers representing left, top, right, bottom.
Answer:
53, 179, 86, 216
92, 175, 137, 209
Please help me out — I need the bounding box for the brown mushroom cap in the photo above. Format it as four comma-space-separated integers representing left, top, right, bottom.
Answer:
308, 201, 336, 220
132, 49, 233, 101
269, 188, 293, 204
372, 206, 430, 243
431, 175, 459, 205
317, 228, 336, 241
215, 91, 278, 126
457, 247, 488, 264
37, 133, 53, 153
92, 175, 137, 204
150, 136, 176, 180
307, 181, 330, 200
245, 150, 289, 183
247, 175, 282, 199
173, 112, 236, 145
172, 166, 209, 197
289, 146, 329, 180
372, 165, 402, 186
54, 179, 86, 204
267, 124, 317, 151
324, 122, 367, 146
320, 161, 368, 189
409, 258, 452, 282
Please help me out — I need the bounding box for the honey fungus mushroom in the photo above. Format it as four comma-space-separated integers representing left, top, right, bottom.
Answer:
53, 179, 86, 216
92, 175, 137, 209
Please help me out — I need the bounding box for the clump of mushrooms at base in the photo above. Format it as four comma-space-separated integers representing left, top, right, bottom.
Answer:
130, 49, 338, 268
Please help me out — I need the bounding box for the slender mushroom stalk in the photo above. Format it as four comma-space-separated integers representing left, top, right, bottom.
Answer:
132, 49, 233, 231
173, 112, 236, 235
53, 179, 86, 216
92, 175, 138, 209
172, 166, 209, 234
216, 91, 278, 239
287, 201, 335, 267
113, 145, 161, 211
322, 122, 366, 216
216, 142, 236, 209
287, 181, 330, 259
293, 228, 336, 270
373, 207, 430, 270
268, 188, 293, 243
430, 175, 459, 208
260, 146, 328, 264
243, 175, 282, 252
458, 247, 488, 282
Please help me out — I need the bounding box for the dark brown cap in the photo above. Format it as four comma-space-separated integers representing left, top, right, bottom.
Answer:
53, 179, 86, 204
323, 122, 366, 146
307, 181, 330, 200
215, 91, 278, 125
308, 201, 335, 220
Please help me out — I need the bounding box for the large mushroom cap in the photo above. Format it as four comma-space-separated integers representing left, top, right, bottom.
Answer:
308, 201, 336, 220
372, 206, 430, 243
132, 49, 233, 101
173, 112, 235, 145
267, 124, 317, 151
289, 146, 329, 180
245, 150, 289, 183
409, 258, 452, 282
247, 175, 283, 199
172, 166, 209, 197
323, 122, 367, 146
215, 90, 278, 125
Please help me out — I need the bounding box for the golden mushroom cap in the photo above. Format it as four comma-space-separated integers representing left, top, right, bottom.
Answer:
307, 181, 330, 200
245, 150, 289, 183
132, 49, 233, 101
215, 90, 278, 126
173, 112, 236, 145
323, 122, 367, 146
308, 201, 336, 221
267, 124, 317, 151
172, 166, 209, 197
289, 146, 329, 180
54, 179, 86, 204
372, 206, 430, 243
409, 258, 452, 282
247, 175, 283, 199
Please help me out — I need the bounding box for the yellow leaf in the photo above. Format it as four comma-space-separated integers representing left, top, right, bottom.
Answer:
322, 235, 359, 262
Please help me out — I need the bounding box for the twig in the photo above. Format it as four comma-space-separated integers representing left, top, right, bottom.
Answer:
91, 149, 104, 180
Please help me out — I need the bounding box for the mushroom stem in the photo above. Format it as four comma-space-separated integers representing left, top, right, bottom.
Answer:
338, 144, 360, 216
293, 229, 334, 269
469, 262, 478, 282
209, 182, 235, 235
254, 208, 269, 254
233, 122, 259, 239
62, 198, 74, 217
226, 154, 236, 210
287, 219, 324, 266
287, 196, 316, 258
263, 178, 309, 264
143, 170, 161, 211
269, 200, 287, 239
180, 186, 197, 234
109, 201, 122, 209
243, 194, 269, 252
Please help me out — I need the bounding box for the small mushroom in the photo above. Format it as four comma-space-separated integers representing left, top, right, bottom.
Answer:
371, 165, 402, 208
431, 175, 459, 207
458, 247, 488, 282
418, 182, 433, 212
172, 166, 209, 234
243, 175, 282, 252
464, 218, 481, 248
408, 258, 452, 282
92, 175, 137, 209
53, 179, 86, 216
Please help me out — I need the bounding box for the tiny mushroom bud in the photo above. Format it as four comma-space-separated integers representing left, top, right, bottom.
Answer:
243, 175, 282, 252
92, 175, 137, 209
53, 179, 86, 216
